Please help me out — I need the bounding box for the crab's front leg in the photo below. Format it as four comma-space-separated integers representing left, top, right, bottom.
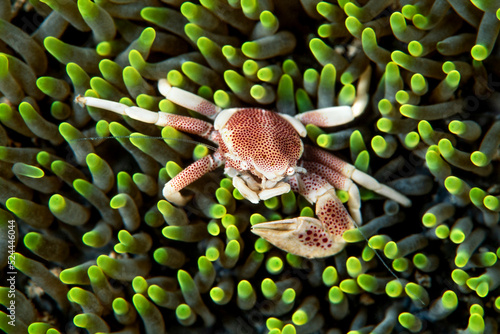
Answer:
75, 94, 224, 206
164, 152, 224, 205
251, 173, 354, 259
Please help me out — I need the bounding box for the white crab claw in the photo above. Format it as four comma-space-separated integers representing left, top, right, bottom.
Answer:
251, 217, 347, 259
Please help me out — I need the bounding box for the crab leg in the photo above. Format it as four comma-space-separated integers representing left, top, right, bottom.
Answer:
163, 153, 224, 206
76, 95, 225, 206
302, 145, 412, 207
300, 160, 362, 225
75, 96, 217, 141
252, 173, 354, 258
294, 66, 371, 127
294, 105, 356, 127
158, 79, 221, 119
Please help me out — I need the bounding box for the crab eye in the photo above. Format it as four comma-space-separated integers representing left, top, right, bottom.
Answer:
286, 167, 295, 175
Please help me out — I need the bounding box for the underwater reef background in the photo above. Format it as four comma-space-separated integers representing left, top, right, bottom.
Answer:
1, 0, 500, 333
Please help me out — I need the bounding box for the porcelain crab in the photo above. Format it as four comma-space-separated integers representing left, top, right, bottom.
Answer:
76, 70, 411, 259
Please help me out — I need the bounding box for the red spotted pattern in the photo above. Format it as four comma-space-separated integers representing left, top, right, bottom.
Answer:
293, 173, 329, 199
196, 100, 220, 117
292, 172, 354, 252
222, 108, 302, 175
295, 194, 353, 251
297, 223, 333, 250
302, 144, 348, 175
300, 161, 348, 190
316, 196, 353, 236
163, 114, 214, 139
167, 154, 220, 192
296, 112, 329, 127
287, 176, 299, 191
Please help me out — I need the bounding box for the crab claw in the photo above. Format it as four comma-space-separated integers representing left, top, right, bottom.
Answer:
251, 189, 354, 259
251, 217, 346, 258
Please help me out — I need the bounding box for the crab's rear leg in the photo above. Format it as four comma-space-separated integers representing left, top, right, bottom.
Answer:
294, 66, 371, 127
251, 173, 355, 259
158, 79, 221, 119
303, 145, 411, 207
